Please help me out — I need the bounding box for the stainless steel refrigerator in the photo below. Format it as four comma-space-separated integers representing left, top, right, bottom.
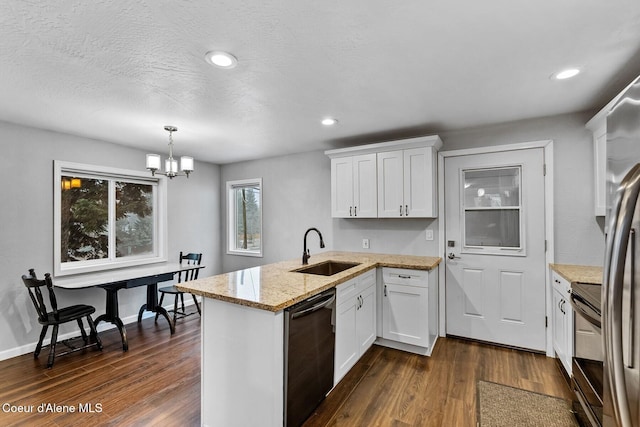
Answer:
603, 74, 640, 427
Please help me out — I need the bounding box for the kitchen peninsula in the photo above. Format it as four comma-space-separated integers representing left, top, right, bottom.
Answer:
178, 251, 441, 427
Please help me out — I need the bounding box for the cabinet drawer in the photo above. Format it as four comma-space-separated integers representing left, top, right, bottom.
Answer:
551, 271, 569, 293
382, 267, 428, 287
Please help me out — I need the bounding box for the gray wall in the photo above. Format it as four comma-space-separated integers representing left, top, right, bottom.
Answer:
221, 111, 605, 274
221, 150, 333, 272
0, 120, 221, 358
440, 111, 605, 265
1, 109, 605, 358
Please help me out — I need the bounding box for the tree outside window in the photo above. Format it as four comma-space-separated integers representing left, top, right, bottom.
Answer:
54, 161, 167, 276
227, 178, 262, 257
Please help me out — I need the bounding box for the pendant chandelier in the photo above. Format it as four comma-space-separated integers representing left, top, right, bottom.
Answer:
145, 126, 194, 179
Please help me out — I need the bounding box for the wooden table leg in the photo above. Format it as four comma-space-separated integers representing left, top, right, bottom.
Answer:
96, 284, 129, 351
137, 283, 176, 334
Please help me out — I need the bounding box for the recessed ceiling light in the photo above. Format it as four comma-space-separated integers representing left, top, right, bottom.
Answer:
205, 51, 238, 69
553, 68, 581, 80
321, 118, 338, 126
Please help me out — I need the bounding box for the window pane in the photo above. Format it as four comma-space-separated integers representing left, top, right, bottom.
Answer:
465, 209, 520, 247
233, 186, 261, 251
464, 167, 520, 208
115, 182, 154, 258
60, 176, 109, 262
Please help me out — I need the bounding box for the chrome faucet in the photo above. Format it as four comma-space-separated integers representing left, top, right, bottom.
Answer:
302, 227, 325, 264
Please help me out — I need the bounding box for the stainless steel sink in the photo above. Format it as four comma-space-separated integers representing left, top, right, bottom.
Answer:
292, 260, 360, 276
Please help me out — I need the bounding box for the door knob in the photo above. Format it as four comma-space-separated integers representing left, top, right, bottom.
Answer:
447, 252, 461, 260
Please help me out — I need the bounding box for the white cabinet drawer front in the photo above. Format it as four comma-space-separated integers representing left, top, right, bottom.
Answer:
382, 267, 428, 287
551, 271, 569, 293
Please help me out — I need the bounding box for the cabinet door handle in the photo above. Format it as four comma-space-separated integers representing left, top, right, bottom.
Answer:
398, 274, 411, 279
405, 205, 408, 216
384, 284, 387, 297
350, 206, 353, 216
399, 205, 403, 216
354, 206, 357, 217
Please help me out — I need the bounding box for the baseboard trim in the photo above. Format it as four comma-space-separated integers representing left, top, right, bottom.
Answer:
375, 336, 436, 356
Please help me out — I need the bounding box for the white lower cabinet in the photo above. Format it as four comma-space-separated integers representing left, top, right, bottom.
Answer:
334, 269, 376, 385
379, 267, 438, 354
551, 271, 573, 375
382, 283, 429, 347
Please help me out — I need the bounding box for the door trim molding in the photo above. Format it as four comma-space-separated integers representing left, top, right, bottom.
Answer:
437, 139, 555, 356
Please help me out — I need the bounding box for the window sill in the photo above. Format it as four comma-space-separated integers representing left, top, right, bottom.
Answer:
226, 250, 263, 258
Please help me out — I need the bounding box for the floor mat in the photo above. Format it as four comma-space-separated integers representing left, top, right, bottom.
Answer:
477, 380, 578, 427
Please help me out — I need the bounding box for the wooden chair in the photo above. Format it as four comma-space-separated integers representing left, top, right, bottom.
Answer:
156, 252, 202, 324
22, 268, 102, 368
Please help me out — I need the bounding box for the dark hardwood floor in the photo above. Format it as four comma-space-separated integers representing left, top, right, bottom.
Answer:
0, 315, 572, 427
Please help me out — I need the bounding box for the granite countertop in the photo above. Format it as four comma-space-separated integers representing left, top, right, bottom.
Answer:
177, 251, 441, 312
549, 263, 603, 285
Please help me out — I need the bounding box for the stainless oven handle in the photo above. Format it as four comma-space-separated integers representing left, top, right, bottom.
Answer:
290, 294, 335, 319
604, 163, 640, 427
569, 293, 601, 329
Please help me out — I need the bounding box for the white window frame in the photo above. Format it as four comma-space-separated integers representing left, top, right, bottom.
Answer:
227, 178, 263, 257
54, 160, 168, 276
460, 164, 525, 257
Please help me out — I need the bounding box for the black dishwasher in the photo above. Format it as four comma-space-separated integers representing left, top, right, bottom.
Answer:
284, 288, 336, 427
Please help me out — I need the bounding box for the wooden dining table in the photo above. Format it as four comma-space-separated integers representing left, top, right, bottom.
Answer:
54, 263, 205, 351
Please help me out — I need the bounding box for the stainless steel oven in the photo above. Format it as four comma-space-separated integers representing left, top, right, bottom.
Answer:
570, 282, 604, 427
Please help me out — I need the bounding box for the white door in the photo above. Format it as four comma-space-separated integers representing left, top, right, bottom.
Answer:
334, 297, 358, 384
353, 154, 377, 218
552, 286, 567, 362
403, 147, 434, 217
356, 283, 376, 354
444, 148, 547, 351
382, 283, 429, 347
331, 157, 353, 218
377, 151, 404, 217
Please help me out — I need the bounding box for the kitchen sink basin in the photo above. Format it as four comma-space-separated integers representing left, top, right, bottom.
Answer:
292, 260, 360, 276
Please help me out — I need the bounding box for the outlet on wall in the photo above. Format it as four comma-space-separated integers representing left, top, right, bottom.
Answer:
362, 238, 370, 249
425, 229, 434, 241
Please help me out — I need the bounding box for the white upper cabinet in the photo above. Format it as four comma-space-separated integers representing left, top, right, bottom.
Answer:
378, 147, 436, 218
586, 113, 608, 217
330, 153, 377, 218
377, 151, 404, 217
586, 78, 636, 217
327, 136, 442, 219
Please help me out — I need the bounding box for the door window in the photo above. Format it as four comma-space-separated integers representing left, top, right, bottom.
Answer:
462, 166, 523, 253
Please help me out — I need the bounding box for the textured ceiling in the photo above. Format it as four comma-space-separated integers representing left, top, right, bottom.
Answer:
1, 1, 640, 164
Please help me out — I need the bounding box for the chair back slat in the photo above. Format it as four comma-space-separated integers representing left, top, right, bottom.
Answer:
21, 269, 60, 322
178, 251, 202, 283
44, 273, 59, 318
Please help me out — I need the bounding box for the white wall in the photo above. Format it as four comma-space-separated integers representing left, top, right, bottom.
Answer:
220, 111, 605, 274
0, 120, 221, 359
